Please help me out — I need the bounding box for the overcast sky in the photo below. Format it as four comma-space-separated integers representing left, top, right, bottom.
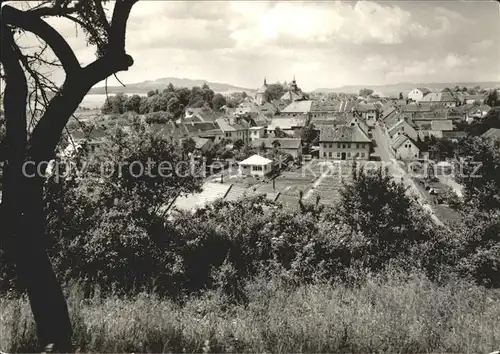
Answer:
14, 0, 500, 91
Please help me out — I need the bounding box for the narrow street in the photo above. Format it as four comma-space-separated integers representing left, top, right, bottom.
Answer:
372, 124, 444, 226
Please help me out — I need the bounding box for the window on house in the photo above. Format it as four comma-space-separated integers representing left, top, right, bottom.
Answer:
347, 152, 351, 158
329, 144, 332, 148
337, 152, 341, 158
338, 143, 341, 148
347, 143, 351, 148
328, 152, 332, 157
323, 152, 326, 157
253, 165, 263, 171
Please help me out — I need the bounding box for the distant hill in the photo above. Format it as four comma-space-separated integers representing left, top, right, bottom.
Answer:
89, 77, 255, 95
314, 82, 500, 96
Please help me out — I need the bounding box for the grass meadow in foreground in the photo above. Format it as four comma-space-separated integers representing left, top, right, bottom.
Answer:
1, 272, 500, 353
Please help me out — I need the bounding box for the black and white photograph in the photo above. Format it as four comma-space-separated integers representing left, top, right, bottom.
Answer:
0, 0, 499, 352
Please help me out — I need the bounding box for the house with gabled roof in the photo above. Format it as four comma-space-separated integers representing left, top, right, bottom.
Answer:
387, 117, 419, 142
467, 104, 491, 121
464, 94, 487, 105
198, 128, 224, 143
183, 107, 219, 122
450, 103, 491, 123
419, 92, 458, 107
417, 120, 454, 139
442, 131, 466, 142
382, 108, 400, 127
312, 113, 369, 137
349, 115, 370, 136
233, 101, 260, 116
401, 103, 433, 113
271, 99, 288, 111
411, 109, 450, 128
381, 105, 397, 121
180, 136, 213, 153
267, 116, 308, 138
391, 134, 421, 160
354, 103, 379, 123
251, 138, 303, 159
259, 101, 279, 117
280, 100, 313, 118
67, 126, 108, 155
216, 117, 249, 143
319, 125, 372, 160
310, 100, 340, 118
281, 90, 305, 103
408, 88, 431, 102
248, 112, 270, 127
431, 120, 453, 132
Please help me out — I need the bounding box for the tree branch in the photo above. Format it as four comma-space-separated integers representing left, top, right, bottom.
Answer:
95, 0, 111, 33
28, 4, 79, 18
27, 74, 92, 164
108, 0, 138, 53
10, 0, 137, 165
2, 5, 81, 75
83, 51, 134, 84
0, 24, 28, 157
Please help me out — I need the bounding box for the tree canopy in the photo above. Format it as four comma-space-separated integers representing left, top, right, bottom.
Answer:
485, 90, 499, 107
456, 136, 500, 211
359, 88, 374, 97
265, 84, 285, 101
212, 93, 227, 112
101, 83, 216, 117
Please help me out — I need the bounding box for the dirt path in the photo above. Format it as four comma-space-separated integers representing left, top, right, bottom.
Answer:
303, 161, 334, 200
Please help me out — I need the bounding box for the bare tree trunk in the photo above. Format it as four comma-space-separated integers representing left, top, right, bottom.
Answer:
3, 176, 73, 352
1, 25, 72, 352
1, 2, 137, 350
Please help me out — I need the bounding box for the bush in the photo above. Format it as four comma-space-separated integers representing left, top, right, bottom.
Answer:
438, 187, 461, 209
2, 154, 498, 301
144, 111, 173, 124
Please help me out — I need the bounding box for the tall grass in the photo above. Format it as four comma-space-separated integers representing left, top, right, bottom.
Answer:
1, 271, 499, 353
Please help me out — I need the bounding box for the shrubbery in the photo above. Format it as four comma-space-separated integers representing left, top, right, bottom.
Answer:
1, 129, 499, 301
1, 125, 499, 353
2, 164, 499, 299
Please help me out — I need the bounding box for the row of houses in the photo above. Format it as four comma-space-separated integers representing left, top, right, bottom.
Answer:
69, 80, 493, 164
407, 87, 488, 106
382, 106, 464, 161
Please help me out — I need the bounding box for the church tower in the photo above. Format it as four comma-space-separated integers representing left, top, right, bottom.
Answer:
255, 77, 268, 106
280, 75, 305, 103
289, 75, 298, 93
